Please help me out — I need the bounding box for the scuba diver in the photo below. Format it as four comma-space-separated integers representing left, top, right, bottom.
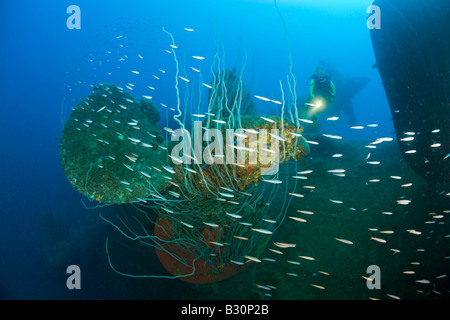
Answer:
302, 64, 369, 127
307, 66, 336, 109
298, 66, 337, 131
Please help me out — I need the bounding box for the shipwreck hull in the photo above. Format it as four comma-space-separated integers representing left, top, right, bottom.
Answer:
370, 0, 450, 183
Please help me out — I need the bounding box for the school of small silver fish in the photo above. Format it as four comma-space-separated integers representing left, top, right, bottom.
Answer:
62, 21, 449, 300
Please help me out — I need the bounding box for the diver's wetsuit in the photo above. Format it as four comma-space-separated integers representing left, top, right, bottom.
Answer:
310, 75, 335, 102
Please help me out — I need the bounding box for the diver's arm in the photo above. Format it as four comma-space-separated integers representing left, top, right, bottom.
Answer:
330, 81, 336, 96
310, 80, 315, 98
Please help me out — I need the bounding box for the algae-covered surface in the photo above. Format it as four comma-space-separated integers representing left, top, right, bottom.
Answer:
174, 137, 449, 300
50, 134, 449, 299
59, 84, 168, 204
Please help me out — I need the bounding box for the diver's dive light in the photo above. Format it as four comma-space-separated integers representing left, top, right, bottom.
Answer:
307, 97, 326, 110
305, 97, 327, 118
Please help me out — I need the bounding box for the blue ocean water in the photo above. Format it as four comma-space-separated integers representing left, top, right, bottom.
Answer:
0, 0, 447, 301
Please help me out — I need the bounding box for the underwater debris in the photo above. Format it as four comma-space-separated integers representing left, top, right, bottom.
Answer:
60, 73, 309, 285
